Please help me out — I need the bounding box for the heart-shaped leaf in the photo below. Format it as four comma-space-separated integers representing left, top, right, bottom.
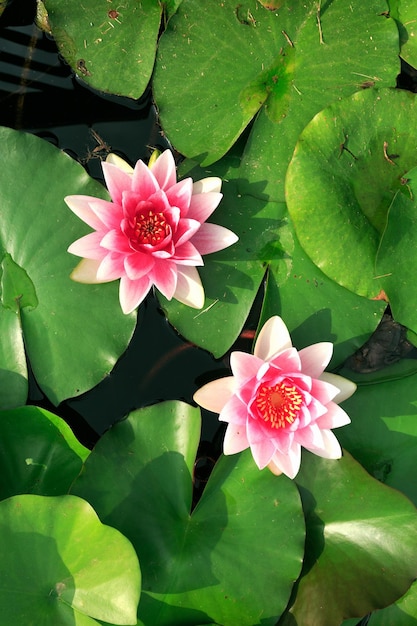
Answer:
0, 494, 141, 625
376, 167, 417, 336
337, 370, 417, 507
279, 451, 417, 626
71, 400, 305, 625
389, 0, 417, 66
43, 0, 162, 99
154, 0, 399, 204
0, 127, 136, 404
0, 405, 89, 501
286, 88, 417, 299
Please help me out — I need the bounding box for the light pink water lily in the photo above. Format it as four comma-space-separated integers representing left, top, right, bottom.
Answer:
65, 150, 238, 314
194, 316, 356, 479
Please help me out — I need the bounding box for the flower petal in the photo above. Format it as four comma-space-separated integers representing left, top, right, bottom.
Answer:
316, 402, 351, 430
190, 223, 239, 255
68, 232, 107, 260
223, 422, 250, 455
70, 258, 108, 283
250, 439, 276, 469
89, 199, 123, 230
188, 191, 223, 223
254, 316, 292, 361
230, 351, 264, 386
149, 149, 177, 190
106, 153, 134, 174
100, 229, 132, 253
192, 177, 222, 194
102, 162, 133, 205
193, 376, 235, 414
306, 429, 343, 460
97, 252, 125, 281
173, 266, 205, 308
119, 274, 151, 314
220, 393, 248, 425
268, 442, 302, 479
319, 372, 357, 403
299, 342, 333, 378
151, 260, 177, 300
65, 195, 107, 231
166, 178, 193, 214
132, 159, 160, 198
124, 252, 155, 280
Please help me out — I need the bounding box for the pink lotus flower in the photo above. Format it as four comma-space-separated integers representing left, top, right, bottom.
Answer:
194, 316, 356, 479
65, 150, 238, 314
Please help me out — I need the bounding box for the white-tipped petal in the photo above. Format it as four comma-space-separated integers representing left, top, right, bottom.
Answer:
70, 258, 109, 284
105, 153, 134, 173
254, 316, 292, 361
193, 177, 222, 194
193, 377, 236, 414
299, 342, 333, 378
319, 372, 357, 403
173, 266, 204, 308
268, 443, 302, 479
223, 422, 250, 455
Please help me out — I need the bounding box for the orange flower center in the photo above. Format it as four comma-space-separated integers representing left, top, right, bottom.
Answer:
255, 381, 303, 429
134, 210, 169, 245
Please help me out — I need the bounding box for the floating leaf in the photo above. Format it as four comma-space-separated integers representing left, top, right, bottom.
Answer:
376, 168, 417, 336
389, 0, 417, 67
286, 88, 417, 299
0, 127, 136, 404
72, 401, 305, 625
337, 370, 417, 507
279, 451, 417, 626
0, 494, 141, 625
154, 0, 399, 199
44, 0, 162, 99
0, 405, 89, 501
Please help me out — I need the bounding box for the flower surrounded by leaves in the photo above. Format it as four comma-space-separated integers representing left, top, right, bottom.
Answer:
65, 150, 238, 314
194, 316, 356, 478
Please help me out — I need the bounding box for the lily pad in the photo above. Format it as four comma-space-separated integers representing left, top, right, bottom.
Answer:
279, 451, 417, 626
43, 0, 162, 99
337, 370, 417, 506
154, 0, 399, 193
0, 494, 141, 625
367, 580, 417, 624
286, 88, 417, 299
0, 306, 27, 410
0, 405, 89, 501
389, 0, 417, 66
0, 127, 136, 404
376, 168, 417, 336
72, 401, 305, 626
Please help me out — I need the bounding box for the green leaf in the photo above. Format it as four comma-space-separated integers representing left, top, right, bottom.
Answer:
279, 451, 417, 626
0, 306, 27, 409
239, 0, 399, 202
0, 405, 89, 501
389, 0, 417, 66
337, 371, 417, 507
72, 401, 305, 625
43, 0, 162, 99
376, 169, 417, 336
259, 224, 385, 368
154, 0, 399, 189
0, 127, 136, 404
286, 88, 417, 299
0, 494, 141, 625
368, 579, 417, 624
